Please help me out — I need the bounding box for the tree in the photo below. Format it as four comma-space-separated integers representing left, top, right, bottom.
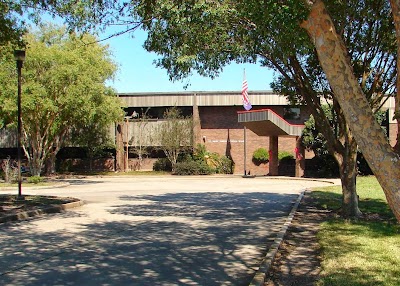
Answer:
300, 0, 400, 222
156, 107, 193, 171
70, 106, 119, 173
267, 0, 396, 217
124, 0, 396, 218
302, 105, 388, 176
129, 109, 154, 171
390, 0, 400, 153
0, 0, 132, 46
0, 1, 26, 46
0, 24, 123, 176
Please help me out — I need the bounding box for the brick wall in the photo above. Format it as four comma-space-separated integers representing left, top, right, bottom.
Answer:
198, 106, 305, 175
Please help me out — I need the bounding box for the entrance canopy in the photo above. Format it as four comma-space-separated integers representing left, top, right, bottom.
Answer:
238, 109, 304, 136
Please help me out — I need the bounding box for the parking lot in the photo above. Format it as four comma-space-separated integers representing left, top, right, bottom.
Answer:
0, 176, 335, 286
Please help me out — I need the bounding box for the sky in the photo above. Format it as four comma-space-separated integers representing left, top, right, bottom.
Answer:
103, 29, 276, 93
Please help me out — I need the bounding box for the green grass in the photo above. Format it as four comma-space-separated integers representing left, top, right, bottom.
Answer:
312, 176, 400, 286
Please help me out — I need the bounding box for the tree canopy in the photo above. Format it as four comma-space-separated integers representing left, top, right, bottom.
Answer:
0, 24, 124, 175
0, 0, 137, 46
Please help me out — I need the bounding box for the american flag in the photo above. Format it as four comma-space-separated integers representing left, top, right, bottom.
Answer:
242, 72, 252, 111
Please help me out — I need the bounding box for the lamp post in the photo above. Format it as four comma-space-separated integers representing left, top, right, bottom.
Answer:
14, 50, 25, 200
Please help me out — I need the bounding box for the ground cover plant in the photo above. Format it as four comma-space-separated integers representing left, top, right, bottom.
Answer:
312, 176, 400, 286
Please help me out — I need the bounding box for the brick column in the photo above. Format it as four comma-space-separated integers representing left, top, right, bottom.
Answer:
295, 136, 305, 177
192, 93, 202, 145
269, 136, 279, 176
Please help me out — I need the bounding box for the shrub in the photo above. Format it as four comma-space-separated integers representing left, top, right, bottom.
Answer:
307, 154, 339, 178
1, 157, 18, 183
153, 158, 172, 172
193, 144, 208, 161
278, 151, 294, 161
253, 148, 269, 164
27, 176, 43, 184
173, 160, 213, 175
192, 144, 234, 174
215, 155, 234, 174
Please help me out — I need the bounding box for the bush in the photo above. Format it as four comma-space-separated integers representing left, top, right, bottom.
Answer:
173, 160, 213, 175
253, 148, 269, 164
308, 155, 339, 178
27, 176, 43, 184
193, 144, 234, 174
153, 158, 172, 172
193, 144, 208, 161
278, 151, 294, 161
1, 157, 18, 183
215, 155, 234, 174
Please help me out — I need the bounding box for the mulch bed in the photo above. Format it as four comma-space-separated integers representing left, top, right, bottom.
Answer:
0, 195, 79, 219
264, 192, 331, 286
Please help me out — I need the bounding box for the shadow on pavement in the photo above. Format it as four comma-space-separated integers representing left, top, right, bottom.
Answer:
0, 192, 297, 286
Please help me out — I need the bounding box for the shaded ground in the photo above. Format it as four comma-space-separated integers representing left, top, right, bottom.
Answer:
1, 190, 327, 286
0, 177, 337, 285
265, 192, 330, 286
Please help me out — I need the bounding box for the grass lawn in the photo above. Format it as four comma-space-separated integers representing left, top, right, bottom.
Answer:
312, 176, 400, 286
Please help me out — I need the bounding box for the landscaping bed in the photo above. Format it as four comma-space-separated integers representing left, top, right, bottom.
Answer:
0, 195, 80, 222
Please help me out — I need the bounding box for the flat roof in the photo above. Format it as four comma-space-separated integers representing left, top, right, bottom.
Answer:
118, 90, 290, 107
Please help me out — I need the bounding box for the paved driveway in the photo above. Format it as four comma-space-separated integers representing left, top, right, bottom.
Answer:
0, 176, 335, 286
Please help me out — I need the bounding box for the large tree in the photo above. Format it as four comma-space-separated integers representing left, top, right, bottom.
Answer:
267, 0, 396, 217
0, 25, 123, 176
302, 0, 400, 221
121, 0, 396, 218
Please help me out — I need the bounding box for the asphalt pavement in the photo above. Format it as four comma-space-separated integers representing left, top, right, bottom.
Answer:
0, 176, 337, 286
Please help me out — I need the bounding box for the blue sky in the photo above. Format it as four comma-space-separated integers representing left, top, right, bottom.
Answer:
104, 29, 275, 93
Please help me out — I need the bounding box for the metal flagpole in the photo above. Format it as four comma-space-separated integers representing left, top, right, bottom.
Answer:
244, 126, 247, 176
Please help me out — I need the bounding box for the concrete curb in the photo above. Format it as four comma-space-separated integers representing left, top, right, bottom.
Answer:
0, 199, 84, 224
251, 176, 339, 185
249, 189, 306, 286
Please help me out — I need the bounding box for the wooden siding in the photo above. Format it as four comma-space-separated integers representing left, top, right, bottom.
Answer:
118, 91, 289, 107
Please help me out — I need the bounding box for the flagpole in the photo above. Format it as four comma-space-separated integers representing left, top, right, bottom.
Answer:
244, 126, 247, 176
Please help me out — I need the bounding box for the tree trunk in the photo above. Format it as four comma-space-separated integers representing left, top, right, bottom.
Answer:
302, 0, 400, 222
29, 157, 43, 177
44, 154, 56, 175
389, 0, 400, 153
338, 136, 361, 218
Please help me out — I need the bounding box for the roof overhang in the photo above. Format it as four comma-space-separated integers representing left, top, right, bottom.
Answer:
238, 109, 304, 136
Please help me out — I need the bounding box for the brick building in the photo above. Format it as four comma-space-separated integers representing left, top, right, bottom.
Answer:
117, 91, 398, 176
1, 91, 396, 175
117, 91, 310, 176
